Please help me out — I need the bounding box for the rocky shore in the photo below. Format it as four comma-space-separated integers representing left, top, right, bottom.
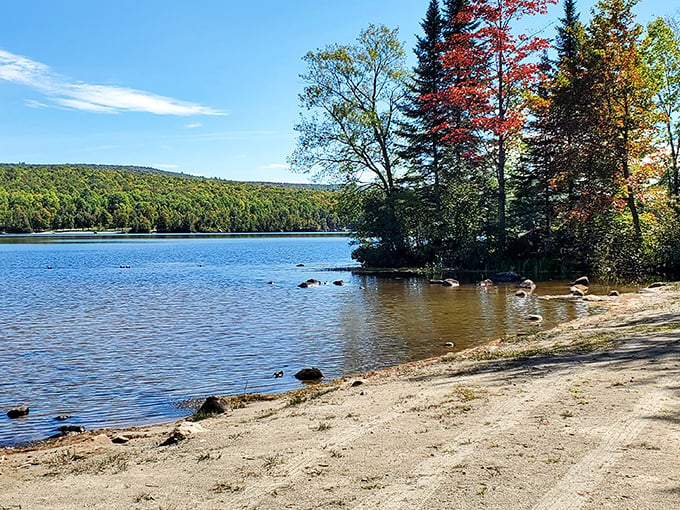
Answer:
1, 284, 679, 509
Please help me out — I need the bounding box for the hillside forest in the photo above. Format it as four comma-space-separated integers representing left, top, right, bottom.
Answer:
290, 0, 680, 279
0, 165, 340, 234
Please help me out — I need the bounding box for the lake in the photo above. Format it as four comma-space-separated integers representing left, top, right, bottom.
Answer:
0, 234, 618, 446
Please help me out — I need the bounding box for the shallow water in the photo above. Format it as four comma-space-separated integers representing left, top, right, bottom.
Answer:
0, 234, 624, 446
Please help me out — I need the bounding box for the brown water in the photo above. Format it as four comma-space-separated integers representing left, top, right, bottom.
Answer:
0, 234, 631, 446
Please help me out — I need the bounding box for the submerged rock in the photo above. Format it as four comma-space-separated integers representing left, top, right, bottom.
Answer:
294, 367, 324, 381
298, 278, 322, 288
7, 406, 29, 419
491, 271, 523, 283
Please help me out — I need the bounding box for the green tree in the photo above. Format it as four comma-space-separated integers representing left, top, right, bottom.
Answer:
642, 17, 680, 197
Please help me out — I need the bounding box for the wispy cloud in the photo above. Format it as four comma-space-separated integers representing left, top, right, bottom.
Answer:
0, 49, 225, 116
185, 122, 203, 129
258, 163, 290, 169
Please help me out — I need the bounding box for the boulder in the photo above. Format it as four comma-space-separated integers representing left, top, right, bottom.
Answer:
294, 367, 324, 381
649, 282, 666, 288
491, 271, 523, 283
7, 406, 29, 419
429, 279, 444, 285
442, 279, 460, 287
196, 396, 230, 416
332, 280, 344, 286
608, 290, 620, 297
477, 279, 494, 286
570, 276, 590, 286
518, 279, 536, 290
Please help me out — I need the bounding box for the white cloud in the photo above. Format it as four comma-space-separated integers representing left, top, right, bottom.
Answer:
185, 122, 203, 129
258, 163, 290, 169
0, 49, 225, 116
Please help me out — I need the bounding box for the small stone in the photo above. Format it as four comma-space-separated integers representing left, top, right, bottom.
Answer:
333, 280, 344, 286
59, 425, 86, 434
112, 435, 130, 444
351, 380, 364, 387
296, 264, 305, 267
273, 370, 284, 378
444, 342, 455, 347
294, 367, 324, 381
608, 290, 620, 297
54, 415, 71, 421
526, 314, 543, 322
7, 406, 29, 419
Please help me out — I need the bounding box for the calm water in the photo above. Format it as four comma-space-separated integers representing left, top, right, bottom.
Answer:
1, 234, 619, 446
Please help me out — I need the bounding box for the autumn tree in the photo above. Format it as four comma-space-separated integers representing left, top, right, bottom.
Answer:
584, 0, 656, 241
441, 0, 556, 252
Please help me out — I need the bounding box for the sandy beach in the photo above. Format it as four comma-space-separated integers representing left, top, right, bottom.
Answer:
1, 284, 679, 509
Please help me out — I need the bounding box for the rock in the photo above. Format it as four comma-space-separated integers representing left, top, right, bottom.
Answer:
649, 282, 666, 288
570, 284, 588, 296
54, 415, 71, 421
273, 370, 284, 378
294, 367, 324, 381
518, 279, 536, 290
442, 279, 460, 287
491, 271, 524, 283
351, 380, 364, 387
296, 264, 305, 267
87, 434, 113, 447
608, 290, 620, 297
525, 314, 543, 322
266, 281, 274, 285
515, 290, 527, 298
570, 276, 590, 286
59, 425, 86, 434
196, 396, 230, 416
429, 279, 444, 285
7, 406, 29, 419
160, 422, 205, 446
477, 279, 494, 286
298, 278, 321, 288
332, 280, 344, 286
444, 342, 455, 347
112, 435, 130, 444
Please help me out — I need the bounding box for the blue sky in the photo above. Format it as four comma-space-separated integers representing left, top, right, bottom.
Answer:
0, 1, 675, 183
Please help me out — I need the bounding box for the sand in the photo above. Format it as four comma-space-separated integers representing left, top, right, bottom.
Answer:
1, 285, 679, 509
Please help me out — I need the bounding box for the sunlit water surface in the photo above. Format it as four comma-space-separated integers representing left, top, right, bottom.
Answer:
0, 234, 624, 446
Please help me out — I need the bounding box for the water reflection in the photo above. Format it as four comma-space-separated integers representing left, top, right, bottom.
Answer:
0, 236, 629, 446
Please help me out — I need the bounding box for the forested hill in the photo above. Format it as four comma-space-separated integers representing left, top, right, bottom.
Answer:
0, 164, 341, 233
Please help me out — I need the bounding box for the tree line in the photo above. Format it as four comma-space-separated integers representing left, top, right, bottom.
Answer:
290, 0, 680, 279
0, 164, 341, 234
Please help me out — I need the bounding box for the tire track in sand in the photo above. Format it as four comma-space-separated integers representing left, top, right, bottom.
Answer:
531, 375, 679, 510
